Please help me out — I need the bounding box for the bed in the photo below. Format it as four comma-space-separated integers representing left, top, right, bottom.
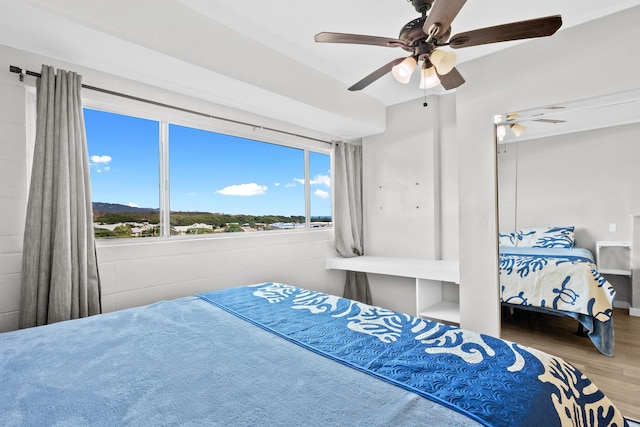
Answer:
0, 282, 628, 426
499, 226, 617, 356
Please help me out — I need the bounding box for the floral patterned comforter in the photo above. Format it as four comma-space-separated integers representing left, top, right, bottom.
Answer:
500, 247, 616, 355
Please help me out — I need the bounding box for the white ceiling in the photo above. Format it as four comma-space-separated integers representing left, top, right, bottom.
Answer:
184, 0, 638, 105
1, 0, 639, 138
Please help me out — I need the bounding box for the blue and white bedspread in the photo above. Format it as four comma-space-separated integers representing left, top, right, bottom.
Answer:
200, 283, 627, 427
499, 247, 617, 356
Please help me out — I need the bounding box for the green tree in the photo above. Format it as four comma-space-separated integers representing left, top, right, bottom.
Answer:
94, 228, 115, 238
225, 224, 244, 233
113, 224, 134, 238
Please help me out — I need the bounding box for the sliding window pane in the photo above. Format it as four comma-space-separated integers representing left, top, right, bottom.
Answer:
309, 151, 332, 228
169, 124, 305, 234
84, 108, 160, 238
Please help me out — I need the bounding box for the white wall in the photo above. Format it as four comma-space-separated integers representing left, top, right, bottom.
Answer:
362, 94, 459, 316
0, 44, 342, 332
0, 78, 29, 332
455, 6, 640, 335
97, 231, 341, 314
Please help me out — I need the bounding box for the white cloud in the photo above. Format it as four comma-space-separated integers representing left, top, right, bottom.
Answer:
314, 189, 329, 199
293, 174, 331, 187
128, 202, 139, 208
274, 182, 281, 187
284, 183, 296, 188
217, 183, 267, 196
95, 165, 110, 173
90, 155, 112, 164
311, 174, 331, 187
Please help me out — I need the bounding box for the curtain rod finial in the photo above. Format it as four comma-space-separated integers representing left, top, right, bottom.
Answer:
9, 65, 25, 81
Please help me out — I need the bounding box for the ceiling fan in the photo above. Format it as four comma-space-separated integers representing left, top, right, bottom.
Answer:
314, 0, 562, 91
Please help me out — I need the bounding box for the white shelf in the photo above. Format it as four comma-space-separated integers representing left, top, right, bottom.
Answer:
326, 256, 461, 324
595, 241, 632, 277
419, 301, 460, 324
325, 256, 459, 283
596, 241, 631, 247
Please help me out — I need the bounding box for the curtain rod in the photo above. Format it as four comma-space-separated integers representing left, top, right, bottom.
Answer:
9, 65, 332, 145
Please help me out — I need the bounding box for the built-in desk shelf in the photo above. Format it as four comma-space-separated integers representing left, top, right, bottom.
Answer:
595, 241, 632, 276
326, 256, 460, 324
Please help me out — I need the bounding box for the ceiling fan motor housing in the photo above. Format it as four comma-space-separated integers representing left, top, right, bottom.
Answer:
411, 0, 434, 14
399, 17, 450, 56
399, 17, 428, 48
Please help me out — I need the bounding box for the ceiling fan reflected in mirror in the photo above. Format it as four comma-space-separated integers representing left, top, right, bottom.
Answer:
495, 111, 568, 142
314, 0, 562, 92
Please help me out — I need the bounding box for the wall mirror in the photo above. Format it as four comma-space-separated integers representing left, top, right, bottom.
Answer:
494, 88, 640, 351
494, 88, 640, 417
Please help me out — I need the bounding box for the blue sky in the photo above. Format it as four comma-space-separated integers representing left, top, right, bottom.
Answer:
84, 109, 331, 217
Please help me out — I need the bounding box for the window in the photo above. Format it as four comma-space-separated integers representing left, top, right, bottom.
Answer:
84, 108, 332, 238
84, 109, 160, 238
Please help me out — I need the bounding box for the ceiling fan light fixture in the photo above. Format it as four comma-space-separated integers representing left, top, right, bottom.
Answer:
430, 49, 456, 75
419, 65, 440, 89
392, 56, 417, 84
510, 123, 526, 137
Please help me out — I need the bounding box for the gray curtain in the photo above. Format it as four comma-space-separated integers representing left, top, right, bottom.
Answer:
334, 142, 371, 304
19, 65, 101, 328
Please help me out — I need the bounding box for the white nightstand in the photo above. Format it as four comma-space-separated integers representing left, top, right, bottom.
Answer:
595, 241, 632, 276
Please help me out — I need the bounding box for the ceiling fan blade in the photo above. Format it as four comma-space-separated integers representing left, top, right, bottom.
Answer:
437, 67, 465, 90
422, 0, 467, 38
314, 32, 408, 48
448, 15, 562, 49
348, 57, 406, 91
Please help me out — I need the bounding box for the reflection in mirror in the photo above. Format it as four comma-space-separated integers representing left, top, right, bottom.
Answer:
495, 89, 640, 419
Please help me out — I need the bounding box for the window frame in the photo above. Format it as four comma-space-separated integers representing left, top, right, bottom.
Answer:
82, 96, 333, 241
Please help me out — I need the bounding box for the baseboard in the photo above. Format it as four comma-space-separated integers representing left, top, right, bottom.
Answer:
614, 300, 630, 309
629, 306, 640, 317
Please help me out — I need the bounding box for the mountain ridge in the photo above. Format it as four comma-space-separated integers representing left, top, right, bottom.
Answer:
92, 202, 158, 213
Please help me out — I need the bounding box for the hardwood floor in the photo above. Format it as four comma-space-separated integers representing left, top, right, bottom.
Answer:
501, 307, 640, 421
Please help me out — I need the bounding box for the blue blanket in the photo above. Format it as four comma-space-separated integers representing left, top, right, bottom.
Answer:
0, 291, 480, 426
500, 247, 616, 355
200, 283, 627, 427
